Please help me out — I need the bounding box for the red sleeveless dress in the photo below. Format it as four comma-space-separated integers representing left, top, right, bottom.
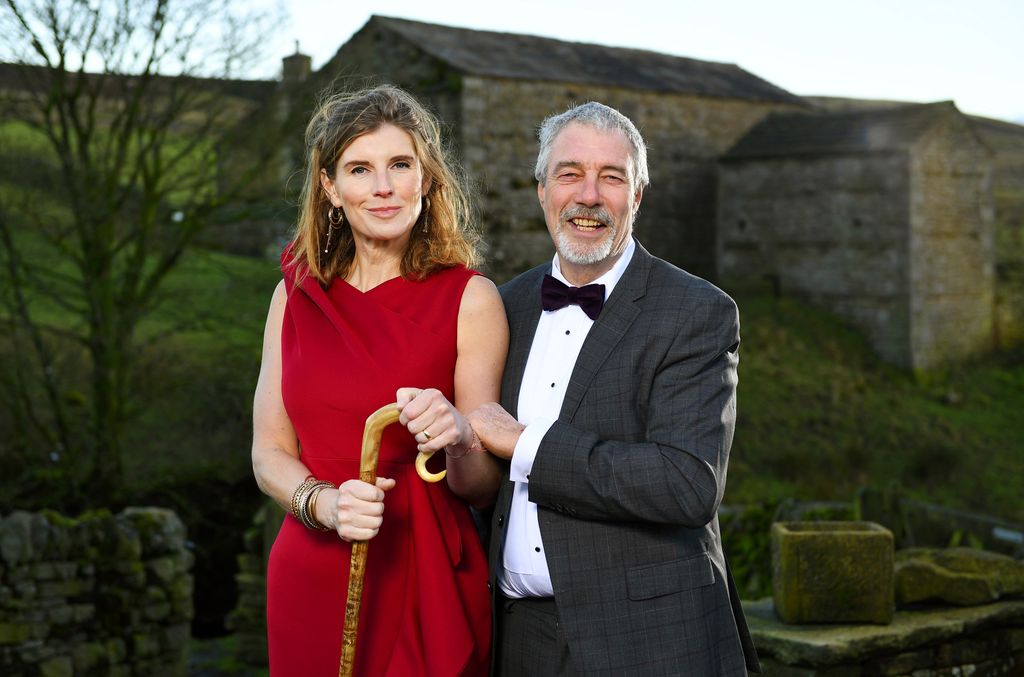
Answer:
266, 258, 491, 676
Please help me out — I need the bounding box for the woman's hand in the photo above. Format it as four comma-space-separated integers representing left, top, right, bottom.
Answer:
395, 387, 474, 456
317, 477, 396, 542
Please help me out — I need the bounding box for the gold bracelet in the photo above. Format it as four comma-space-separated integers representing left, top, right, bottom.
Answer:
305, 483, 334, 531
445, 428, 486, 460
297, 480, 334, 530
290, 475, 317, 519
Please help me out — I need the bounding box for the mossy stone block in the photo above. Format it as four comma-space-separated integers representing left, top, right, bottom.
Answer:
0, 621, 33, 644
38, 655, 73, 677
895, 546, 1024, 606
771, 521, 894, 624
72, 641, 108, 672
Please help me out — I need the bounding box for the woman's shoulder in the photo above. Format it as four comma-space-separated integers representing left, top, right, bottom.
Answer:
418, 265, 501, 313
419, 263, 480, 290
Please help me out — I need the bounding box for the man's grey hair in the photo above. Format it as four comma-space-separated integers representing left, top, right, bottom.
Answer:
534, 102, 650, 188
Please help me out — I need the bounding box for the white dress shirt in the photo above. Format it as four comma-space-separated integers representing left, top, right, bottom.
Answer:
499, 239, 636, 598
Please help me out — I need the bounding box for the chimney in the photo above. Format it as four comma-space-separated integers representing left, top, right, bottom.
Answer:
282, 42, 311, 85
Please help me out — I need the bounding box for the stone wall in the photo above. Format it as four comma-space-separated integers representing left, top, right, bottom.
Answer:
227, 500, 284, 667
241, 23, 467, 260
459, 76, 804, 281
719, 109, 996, 371
747, 597, 1024, 677
718, 152, 915, 366
314, 25, 805, 282
908, 115, 995, 369
973, 116, 1024, 348
0, 508, 193, 677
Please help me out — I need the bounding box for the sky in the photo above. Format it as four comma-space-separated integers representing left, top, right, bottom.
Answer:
249, 0, 1023, 125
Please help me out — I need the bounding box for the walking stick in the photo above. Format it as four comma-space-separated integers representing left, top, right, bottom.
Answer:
339, 403, 447, 677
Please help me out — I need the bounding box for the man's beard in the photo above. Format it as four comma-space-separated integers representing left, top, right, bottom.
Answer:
555, 207, 618, 265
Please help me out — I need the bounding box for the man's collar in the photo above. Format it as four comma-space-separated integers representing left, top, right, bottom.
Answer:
551, 238, 636, 300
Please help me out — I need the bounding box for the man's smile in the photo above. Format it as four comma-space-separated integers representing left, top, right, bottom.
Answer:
569, 217, 605, 231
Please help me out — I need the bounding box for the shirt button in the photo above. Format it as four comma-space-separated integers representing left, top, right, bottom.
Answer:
565, 330, 570, 335
534, 546, 541, 552
550, 383, 556, 388
526, 473, 530, 480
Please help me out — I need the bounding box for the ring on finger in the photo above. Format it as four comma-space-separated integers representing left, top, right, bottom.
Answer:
422, 430, 432, 441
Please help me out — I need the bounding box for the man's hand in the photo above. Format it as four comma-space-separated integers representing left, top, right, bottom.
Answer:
466, 403, 525, 460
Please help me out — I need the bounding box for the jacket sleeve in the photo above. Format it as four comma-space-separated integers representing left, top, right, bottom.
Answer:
527, 290, 740, 527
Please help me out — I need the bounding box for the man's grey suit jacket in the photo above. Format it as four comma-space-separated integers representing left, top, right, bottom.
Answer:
489, 241, 760, 676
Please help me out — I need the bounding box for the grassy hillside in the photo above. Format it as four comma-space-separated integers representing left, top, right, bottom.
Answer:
126, 249, 1023, 524
2, 213, 1020, 526
729, 293, 1023, 524
3, 244, 1021, 625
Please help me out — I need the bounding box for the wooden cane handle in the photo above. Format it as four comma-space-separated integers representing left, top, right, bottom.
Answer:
356, 404, 400, 482
415, 449, 446, 483
357, 404, 445, 484
339, 402, 447, 676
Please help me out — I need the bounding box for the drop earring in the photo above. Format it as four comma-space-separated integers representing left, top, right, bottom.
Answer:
325, 205, 344, 253
421, 196, 431, 234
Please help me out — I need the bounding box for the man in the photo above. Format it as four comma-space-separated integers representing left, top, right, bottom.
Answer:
468, 102, 760, 676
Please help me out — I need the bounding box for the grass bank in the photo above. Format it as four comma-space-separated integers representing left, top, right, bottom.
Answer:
3, 244, 1021, 627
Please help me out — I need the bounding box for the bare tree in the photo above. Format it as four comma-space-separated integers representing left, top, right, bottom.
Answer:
0, 0, 287, 504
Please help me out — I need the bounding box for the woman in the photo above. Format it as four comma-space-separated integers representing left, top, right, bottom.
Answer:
251, 85, 506, 676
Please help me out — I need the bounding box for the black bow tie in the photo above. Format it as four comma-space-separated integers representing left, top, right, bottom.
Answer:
541, 274, 605, 321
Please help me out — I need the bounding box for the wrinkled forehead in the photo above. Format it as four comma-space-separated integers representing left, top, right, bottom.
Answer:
548, 122, 636, 175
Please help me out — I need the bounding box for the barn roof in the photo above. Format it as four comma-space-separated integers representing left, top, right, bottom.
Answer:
723, 101, 969, 158
362, 15, 805, 105
0, 62, 275, 102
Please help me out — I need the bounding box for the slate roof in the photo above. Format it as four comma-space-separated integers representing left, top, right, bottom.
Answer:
0, 62, 275, 102
365, 15, 805, 105
723, 101, 965, 158
970, 113, 1024, 139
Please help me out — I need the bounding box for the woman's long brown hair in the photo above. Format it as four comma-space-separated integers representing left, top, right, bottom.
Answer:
289, 85, 479, 285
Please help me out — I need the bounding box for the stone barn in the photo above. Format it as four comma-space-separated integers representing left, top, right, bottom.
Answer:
806, 97, 1024, 349
296, 14, 808, 281
717, 101, 995, 370
6, 13, 1022, 369
969, 115, 1024, 346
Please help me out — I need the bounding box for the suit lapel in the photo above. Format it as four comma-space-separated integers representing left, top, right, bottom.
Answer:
493, 266, 547, 561
501, 266, 547, 418
559, 243, 651, 422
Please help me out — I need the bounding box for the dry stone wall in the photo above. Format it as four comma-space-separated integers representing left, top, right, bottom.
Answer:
227, 500, 284, 667
0, 508, 193, 676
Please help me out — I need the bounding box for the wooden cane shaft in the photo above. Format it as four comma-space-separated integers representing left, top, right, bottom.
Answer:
339, 540, 369, 676
339, 404, 401, 677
